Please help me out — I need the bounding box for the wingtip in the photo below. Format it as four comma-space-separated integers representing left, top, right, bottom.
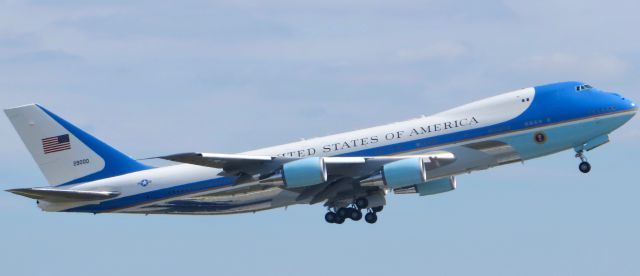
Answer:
137, 156, 159, 161
154, 152, 203, 160
137, 153, 201, 162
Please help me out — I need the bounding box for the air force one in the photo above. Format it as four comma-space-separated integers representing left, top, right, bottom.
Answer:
4, 81, 637, 224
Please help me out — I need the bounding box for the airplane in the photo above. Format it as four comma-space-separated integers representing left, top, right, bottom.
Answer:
4, 81, 637, 224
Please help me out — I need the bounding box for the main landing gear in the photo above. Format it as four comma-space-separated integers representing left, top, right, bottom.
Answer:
324, 197, 382, 225
364, 206, 383, 224
575, 150, 591, 174
325, 206, 363, 224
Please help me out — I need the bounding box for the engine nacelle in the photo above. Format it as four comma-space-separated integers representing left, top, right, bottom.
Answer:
415, 176, 456, 196
282, 157, 328, 188
382, 158, 427, 189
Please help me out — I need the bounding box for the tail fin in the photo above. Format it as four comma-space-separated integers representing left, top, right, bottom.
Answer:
4, 104, 152, 186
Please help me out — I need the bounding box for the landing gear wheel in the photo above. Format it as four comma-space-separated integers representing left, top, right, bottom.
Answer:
365, 212, 378, 224
355, 197, 369, 209
575, 150, 591, 173
579, 161, 591, 173
334, 215, 345, 224
349, 208, 362, 221
324, 212, 337, 223
371, 206, 383, 213
337, 207, 349, 218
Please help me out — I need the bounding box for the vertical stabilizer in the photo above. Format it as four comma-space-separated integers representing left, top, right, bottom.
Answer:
4, 104, 151, 186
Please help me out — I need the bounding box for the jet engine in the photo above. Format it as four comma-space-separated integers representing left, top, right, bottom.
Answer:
382, 158, 427, 189
394, 176, 456, 196
282, 157, 328, 188
415, 176, 456, 196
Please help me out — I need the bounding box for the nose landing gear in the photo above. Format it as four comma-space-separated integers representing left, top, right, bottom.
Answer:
578, 161, 591, 173
575, 150, 591, 173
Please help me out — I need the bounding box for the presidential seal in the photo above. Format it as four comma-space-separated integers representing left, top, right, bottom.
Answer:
534, 132, 547, 144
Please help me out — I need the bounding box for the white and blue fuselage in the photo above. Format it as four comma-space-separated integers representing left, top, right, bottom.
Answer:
5, 81, 637, 217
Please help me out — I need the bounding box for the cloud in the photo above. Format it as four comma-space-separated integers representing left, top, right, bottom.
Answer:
0, 0, 638, 157
520, 53, 629, 80
0, 49, 82, 64
394, 41, 471, 62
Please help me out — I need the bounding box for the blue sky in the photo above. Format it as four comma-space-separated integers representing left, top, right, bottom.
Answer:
1, 1, 639, 275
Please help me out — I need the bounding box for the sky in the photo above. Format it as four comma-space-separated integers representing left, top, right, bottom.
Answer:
1, 0, 640, 275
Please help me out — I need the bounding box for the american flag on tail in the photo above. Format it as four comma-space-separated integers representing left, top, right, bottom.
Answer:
42, 134, 71, 154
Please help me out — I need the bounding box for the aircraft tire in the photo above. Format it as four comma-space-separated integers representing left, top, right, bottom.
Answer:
337, 207, 349, 218
579, 161, 591, 173
355, 197, 369, 209
365, 212, 378, 224
325, 212, 337, 223
349, 208, 362, 221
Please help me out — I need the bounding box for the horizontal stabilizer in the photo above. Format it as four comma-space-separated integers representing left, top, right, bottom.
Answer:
6, 188, 120, 202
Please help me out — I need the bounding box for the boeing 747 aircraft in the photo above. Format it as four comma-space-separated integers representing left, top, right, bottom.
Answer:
4, 81, 637, 224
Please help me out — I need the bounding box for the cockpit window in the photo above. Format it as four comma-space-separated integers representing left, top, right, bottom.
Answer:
576, 84, 593, 91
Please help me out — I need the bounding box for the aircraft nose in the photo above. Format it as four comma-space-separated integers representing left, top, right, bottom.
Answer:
622, 95, 636, 112
609, 92, 637, 113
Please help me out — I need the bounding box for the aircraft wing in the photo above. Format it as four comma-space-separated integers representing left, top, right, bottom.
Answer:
154, 151, 457, 177
156, 152, 286, 176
